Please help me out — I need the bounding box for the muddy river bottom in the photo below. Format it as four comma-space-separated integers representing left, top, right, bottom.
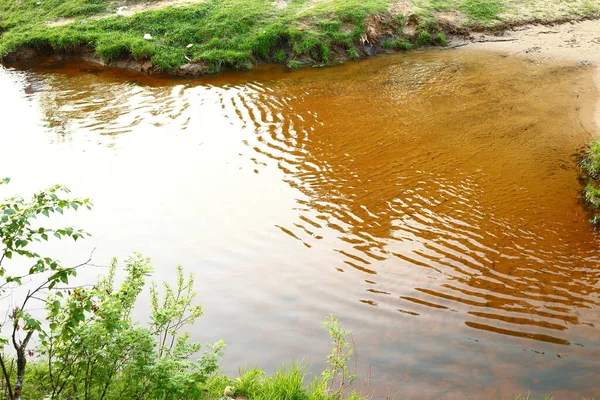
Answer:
1, 49, 599, 399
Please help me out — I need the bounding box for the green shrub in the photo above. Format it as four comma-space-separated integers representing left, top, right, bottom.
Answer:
36, 255, 224, 400
416, 29, 433, 46
347, 46, 359, 59
396, 13, 405, 25
436, 32, 448, 46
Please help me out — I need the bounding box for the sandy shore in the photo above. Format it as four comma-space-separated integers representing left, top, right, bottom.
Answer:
465, 19, 600, 134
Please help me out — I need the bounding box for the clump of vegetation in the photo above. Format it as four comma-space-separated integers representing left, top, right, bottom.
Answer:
580, 139, 600, 224
436, 32, 448, 46
347, 46, 359, 60
382, 38, 412, 51
0, 179, 367, 400
584, 183, 600, 208
274, 48, 287, 64
416, 29, 433, 46
203, 315, 364, 400
582, 139, 600, 179
287, 59, 301, 70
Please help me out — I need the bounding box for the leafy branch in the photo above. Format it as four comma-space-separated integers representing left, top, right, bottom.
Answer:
0, 178, 92, 400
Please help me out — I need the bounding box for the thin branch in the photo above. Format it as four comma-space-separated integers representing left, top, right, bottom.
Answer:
0, 354, 14, 400
21, 331, 33, 350
47, 285, 95, 291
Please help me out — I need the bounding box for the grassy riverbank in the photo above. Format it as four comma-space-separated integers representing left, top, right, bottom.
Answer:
0, 0, 599, 74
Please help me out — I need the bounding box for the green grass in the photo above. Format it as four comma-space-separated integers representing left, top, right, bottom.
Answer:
0, 0, 387, 71
417, 0, 503, 23
584, 182, 600, 208
580, 139, 600, 223
1, 0, 599, 73
0, 0, 109, 31
201, 363, 367, 400
382, 38, 413, 50
460, 0, 502, 22
583, 139, 600, 179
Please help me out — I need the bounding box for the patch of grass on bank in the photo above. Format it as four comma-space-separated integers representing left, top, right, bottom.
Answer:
581, 139, 600, 224
0, 0, 396, 72
583, 139, 600, 179
199, 314, 365, 400
422, 0, 503, 23
203, 364, 365, 400
0, 0, 109, 31
585, 182, 600, 208
0, 0, 454, 72
461, 0, 502, 22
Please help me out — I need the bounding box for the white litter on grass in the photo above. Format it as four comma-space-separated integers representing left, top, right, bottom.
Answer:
186, 43, 193, 48
116, 6, 127, 15
184, 56, 191, 62
143, 33, 153, 40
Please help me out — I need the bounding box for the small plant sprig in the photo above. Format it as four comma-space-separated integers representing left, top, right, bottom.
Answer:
318, 314, 358, 398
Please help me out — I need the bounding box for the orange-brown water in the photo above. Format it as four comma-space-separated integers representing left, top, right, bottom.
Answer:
1, 49, 600, 399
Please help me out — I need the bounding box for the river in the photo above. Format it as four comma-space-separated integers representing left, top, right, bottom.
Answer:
1, 48, 599, 399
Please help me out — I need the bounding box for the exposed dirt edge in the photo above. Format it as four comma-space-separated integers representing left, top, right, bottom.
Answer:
467, 14, 600, 33
2, 13, 599, 77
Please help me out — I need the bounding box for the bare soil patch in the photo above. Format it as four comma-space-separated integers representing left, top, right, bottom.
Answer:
466, 18, 600, 131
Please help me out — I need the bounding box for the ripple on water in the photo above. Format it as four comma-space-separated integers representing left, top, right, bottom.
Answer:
2, 50, 600, 398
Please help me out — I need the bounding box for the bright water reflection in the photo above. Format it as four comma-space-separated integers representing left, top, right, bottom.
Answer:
1, 50, 600, 399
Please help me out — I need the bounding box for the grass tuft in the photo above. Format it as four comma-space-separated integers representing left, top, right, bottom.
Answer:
580, 139, 600, 223
583, 139, 600, 179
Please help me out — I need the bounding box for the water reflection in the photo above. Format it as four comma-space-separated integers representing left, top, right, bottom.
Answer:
2, 50, 600, 398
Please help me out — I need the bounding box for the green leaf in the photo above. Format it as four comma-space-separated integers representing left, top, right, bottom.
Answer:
5, 251, 12, 259
42, 209, 49, 217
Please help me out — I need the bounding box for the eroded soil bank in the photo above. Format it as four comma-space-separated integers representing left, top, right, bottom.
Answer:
1, 0, 599, 76
5, 16, 600, 78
